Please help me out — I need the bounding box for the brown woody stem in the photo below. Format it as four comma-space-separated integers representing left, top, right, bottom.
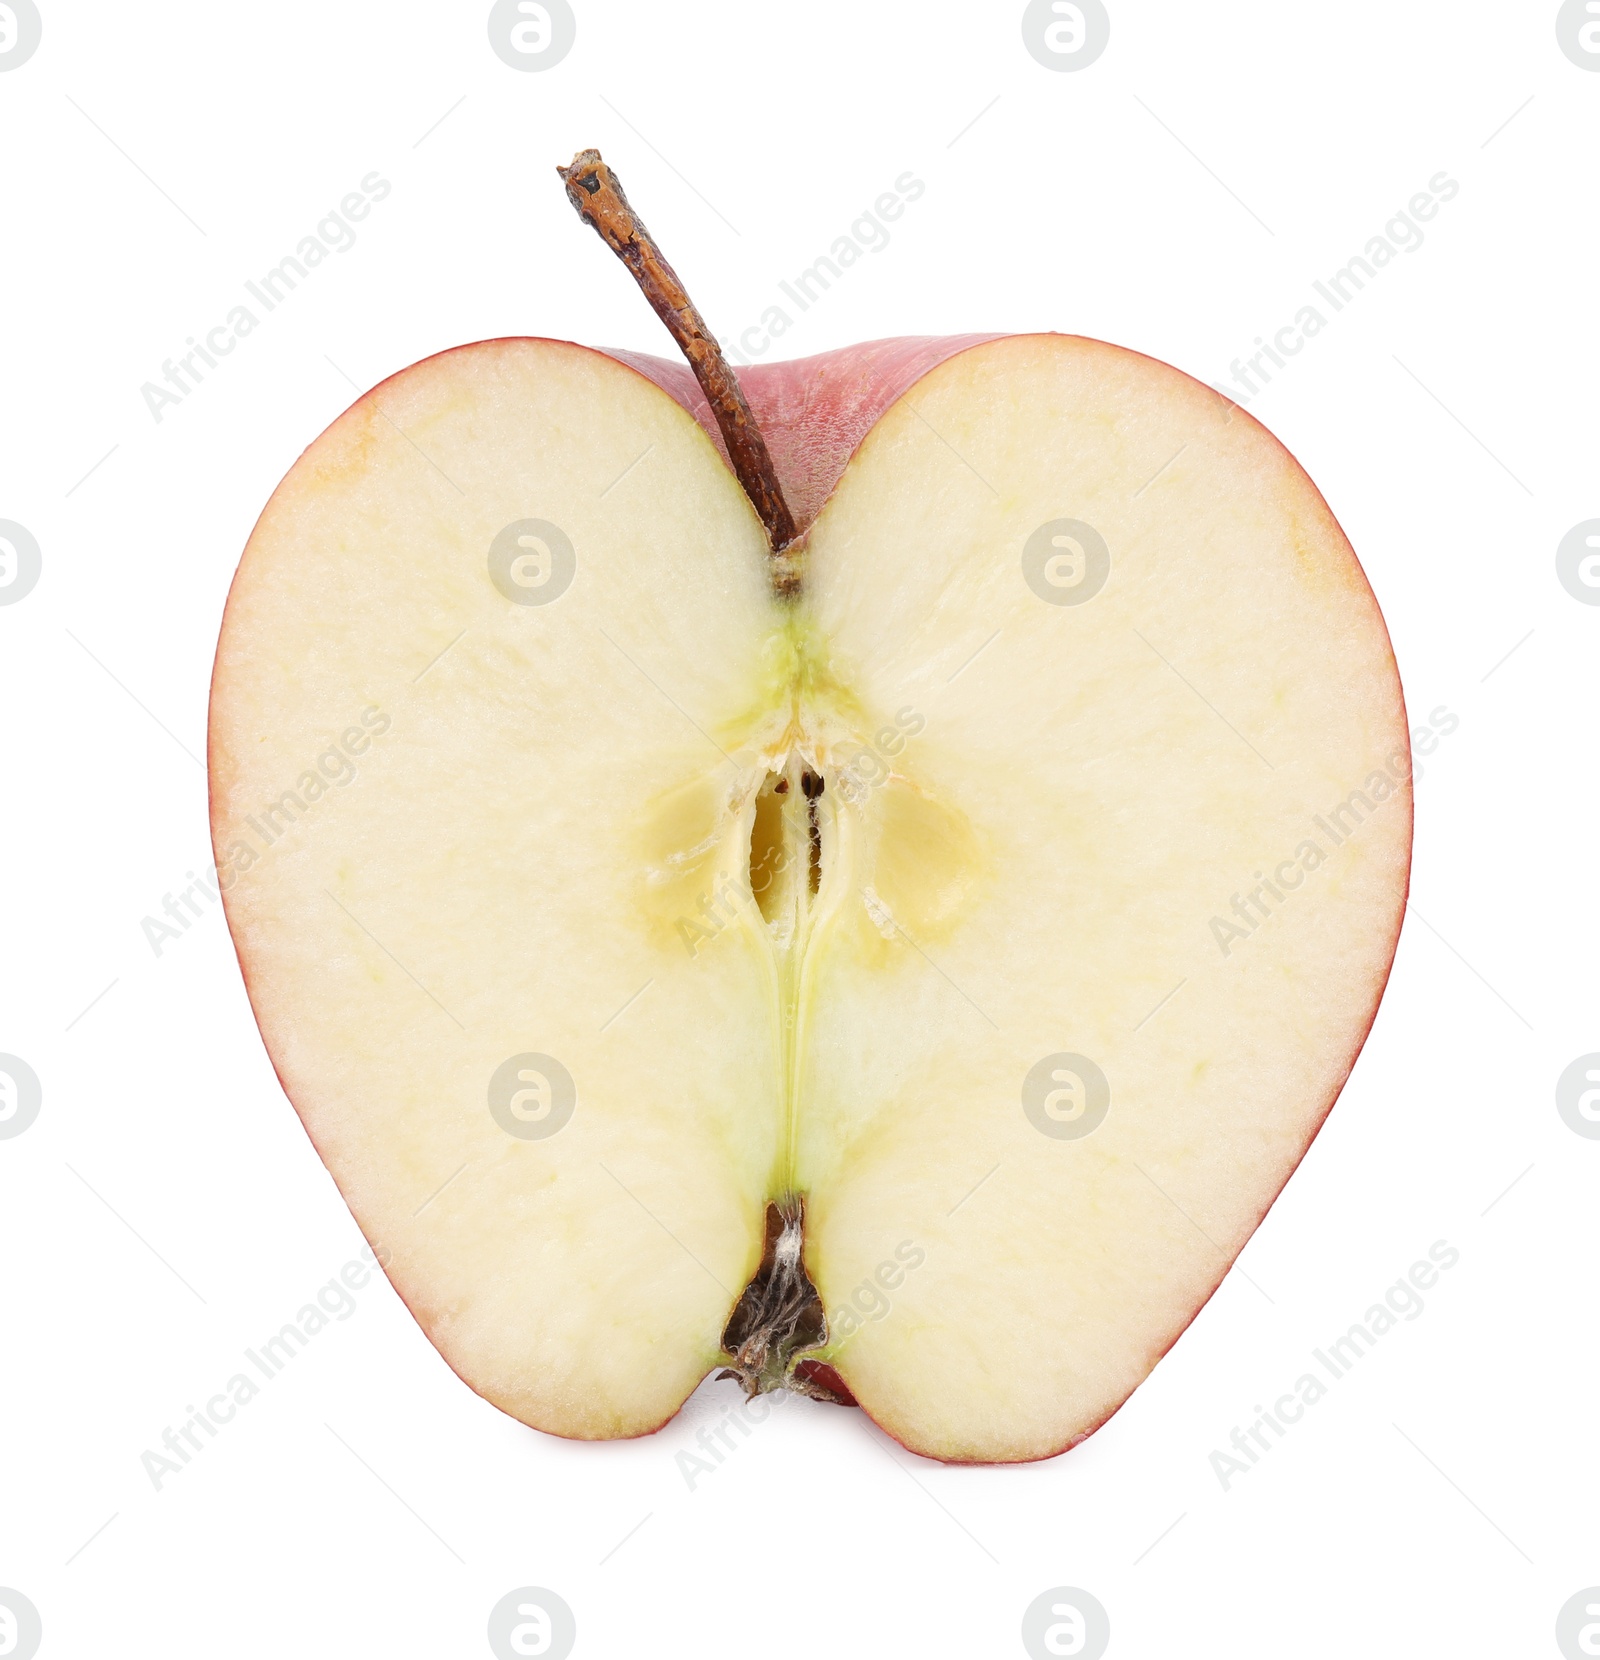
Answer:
558, 148, 800, 583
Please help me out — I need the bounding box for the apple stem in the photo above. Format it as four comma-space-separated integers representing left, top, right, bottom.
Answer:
557, 148, 802, 591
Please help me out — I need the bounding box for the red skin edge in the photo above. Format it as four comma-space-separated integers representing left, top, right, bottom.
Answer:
208, 332, 1413, 1465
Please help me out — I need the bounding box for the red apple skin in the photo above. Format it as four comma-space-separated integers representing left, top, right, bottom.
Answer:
791, 1359, 858, 1406
213, 332, 1410, 1465
604, 336, 1002, 537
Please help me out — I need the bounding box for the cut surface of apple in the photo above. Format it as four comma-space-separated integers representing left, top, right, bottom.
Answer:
210, 330, 1410, 1463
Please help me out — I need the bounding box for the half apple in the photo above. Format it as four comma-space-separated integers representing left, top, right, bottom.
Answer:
208, 159, 1410, 1464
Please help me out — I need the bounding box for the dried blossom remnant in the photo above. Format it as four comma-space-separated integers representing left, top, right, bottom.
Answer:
718, 1197, 842, 1398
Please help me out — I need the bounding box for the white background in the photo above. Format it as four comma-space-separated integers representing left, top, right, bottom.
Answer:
2, 3, 1596, 1656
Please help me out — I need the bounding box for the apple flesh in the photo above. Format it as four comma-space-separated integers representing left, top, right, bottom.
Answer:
209, 332, 1410, 1462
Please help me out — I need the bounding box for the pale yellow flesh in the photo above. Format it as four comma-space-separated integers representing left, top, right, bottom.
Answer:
796, 338, 1408, 1459
211, 342, 783, 1439
211, 335, 1409, 1460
